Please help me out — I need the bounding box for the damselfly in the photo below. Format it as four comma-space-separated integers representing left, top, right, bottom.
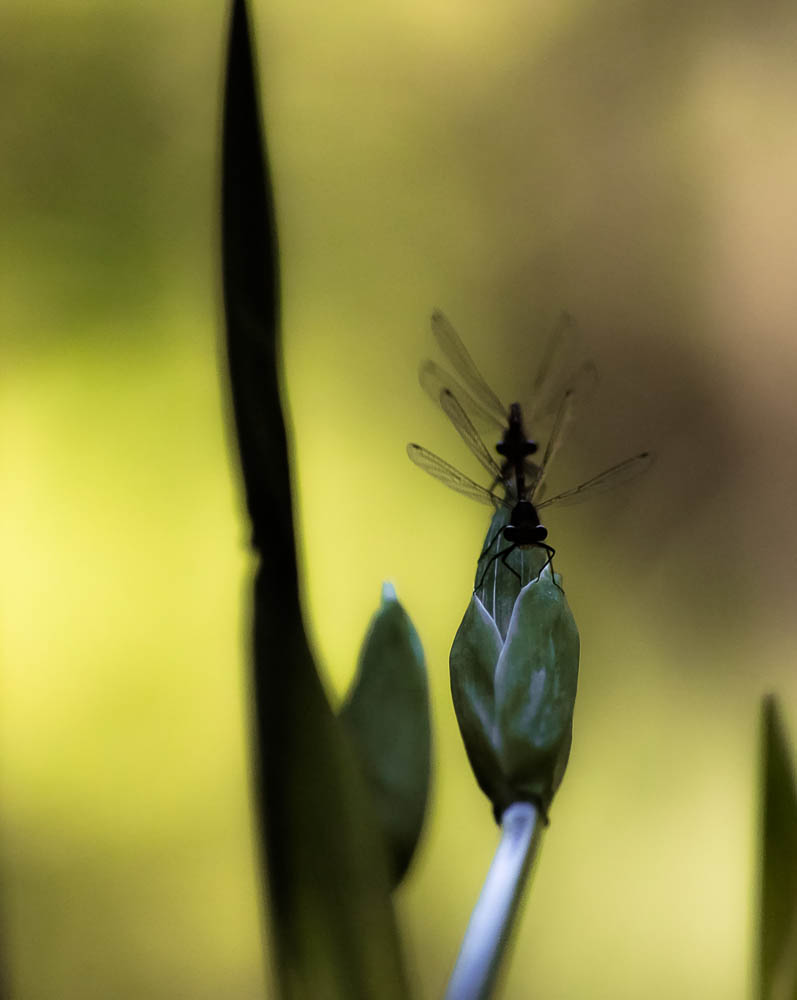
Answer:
407, 311, 653, 587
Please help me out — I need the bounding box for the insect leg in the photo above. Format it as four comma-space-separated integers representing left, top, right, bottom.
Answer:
478, 521, 507, 561
500, 547, 522, 581
535, 543, 563, 592
475, 543, 518, 591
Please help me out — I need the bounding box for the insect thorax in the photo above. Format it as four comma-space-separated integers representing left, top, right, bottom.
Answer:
504, 500, 548, 545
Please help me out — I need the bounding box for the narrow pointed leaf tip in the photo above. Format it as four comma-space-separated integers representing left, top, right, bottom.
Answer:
760, 695, 797, 1000
341, 586, 432, 886
451, 525, 579, 820
221, 0, 285, 553
221, 2, 409, 995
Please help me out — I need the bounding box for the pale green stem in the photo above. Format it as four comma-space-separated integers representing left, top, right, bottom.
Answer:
443, 802, 542, 1000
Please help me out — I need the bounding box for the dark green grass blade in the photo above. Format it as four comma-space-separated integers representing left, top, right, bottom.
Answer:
221, 2, 409, 995
759, 695, 797, 1000
341, 584, 432, 887
221, 0, 282, 551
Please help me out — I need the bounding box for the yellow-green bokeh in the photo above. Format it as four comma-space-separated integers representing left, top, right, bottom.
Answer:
3, 0, 797, 997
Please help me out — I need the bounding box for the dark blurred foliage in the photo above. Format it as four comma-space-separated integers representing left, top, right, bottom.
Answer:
0, 4, 223, 350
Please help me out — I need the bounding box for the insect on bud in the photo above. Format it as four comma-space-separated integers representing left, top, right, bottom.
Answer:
407, 310, 647, 820
449, 507, 580, 821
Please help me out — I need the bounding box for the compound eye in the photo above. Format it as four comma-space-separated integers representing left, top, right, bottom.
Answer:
536, 526, 548, 541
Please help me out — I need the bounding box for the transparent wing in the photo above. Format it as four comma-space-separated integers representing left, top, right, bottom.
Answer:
407, 443, 506, 507
530, 311, 576, 402
536, 451, 654, 510
438, 389, 506, 482
530, 357, 599, 433
528, 387, 575, 497
526, 359, 599, 498
419, 359, 505, 434
430, 311, 507, 425
528, 312, 598, 432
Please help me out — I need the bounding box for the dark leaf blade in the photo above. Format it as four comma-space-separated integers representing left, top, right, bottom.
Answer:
254, 574, 409, 999
760, 695, 797, 1000
221, 2, 409, 996
221, 0, 284, 552
340, 584, 432, 887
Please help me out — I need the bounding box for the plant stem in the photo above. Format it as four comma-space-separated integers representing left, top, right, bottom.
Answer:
444, 802, 542, 1000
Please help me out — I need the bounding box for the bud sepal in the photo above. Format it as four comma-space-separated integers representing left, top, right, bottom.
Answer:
450, 520, 580, 821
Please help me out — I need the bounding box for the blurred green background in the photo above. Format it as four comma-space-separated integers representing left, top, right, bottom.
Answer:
3, 0, 797, 996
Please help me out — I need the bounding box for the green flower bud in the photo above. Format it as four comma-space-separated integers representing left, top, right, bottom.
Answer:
340, 583, 431, 886
450, 507, 580, 821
